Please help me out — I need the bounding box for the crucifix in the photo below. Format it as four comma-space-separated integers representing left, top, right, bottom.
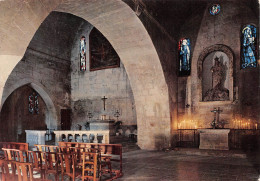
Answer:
101, 96, 107, 110
211, 107, 223, 129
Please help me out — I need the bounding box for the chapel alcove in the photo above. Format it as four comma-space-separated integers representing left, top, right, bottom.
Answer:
70, 20, 138, 142
0, 85, 47, 142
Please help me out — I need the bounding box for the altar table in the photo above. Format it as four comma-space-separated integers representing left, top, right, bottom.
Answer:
25, 130, 47, 148
198, 129, 230, 150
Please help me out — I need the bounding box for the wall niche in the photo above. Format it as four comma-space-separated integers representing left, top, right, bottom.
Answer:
197, 45, 234, 102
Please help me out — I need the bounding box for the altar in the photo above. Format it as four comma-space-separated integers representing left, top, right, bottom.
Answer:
25, 130, 47, 148
198, 129, 230, 150
89, 119, 115, 136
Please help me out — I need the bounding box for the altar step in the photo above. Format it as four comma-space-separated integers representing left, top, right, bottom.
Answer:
173, 148, 247, 158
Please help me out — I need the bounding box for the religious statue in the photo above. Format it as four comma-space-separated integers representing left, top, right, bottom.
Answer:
211, 57, 223, 88
204, 57, 229, 101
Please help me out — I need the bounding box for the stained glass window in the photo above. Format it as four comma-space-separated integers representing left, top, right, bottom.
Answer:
80, 36, 86, 71
241, 25, 257, 69
209, 4, 220, 15
29, 92, 39, 114
178, 38, 191, 76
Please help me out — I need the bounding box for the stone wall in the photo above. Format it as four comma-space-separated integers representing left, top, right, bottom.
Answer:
70, 22, 137, 132
178, 1, 259, 129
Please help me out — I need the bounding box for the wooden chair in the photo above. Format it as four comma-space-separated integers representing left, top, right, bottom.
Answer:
15, 161, 50, 181
68, 147, 88, 165
25, 151, 46, 179
81, 152, 99, 181
42, 151, 59, 180
0, 159, 15, 181
58, 152, 81, 181
87, 148, 112, 179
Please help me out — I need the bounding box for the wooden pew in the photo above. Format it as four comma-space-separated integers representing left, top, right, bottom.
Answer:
59, 142, 123, 179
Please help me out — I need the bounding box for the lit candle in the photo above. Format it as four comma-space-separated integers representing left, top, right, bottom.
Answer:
255, 124, 258, 130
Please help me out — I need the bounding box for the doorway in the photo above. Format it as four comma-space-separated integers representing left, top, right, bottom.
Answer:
61, 109, 71, 130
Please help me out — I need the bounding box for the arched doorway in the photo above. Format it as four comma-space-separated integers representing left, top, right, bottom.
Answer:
1, 80, 58, 130
0, 0, 170, 150
0, 85, 48, 142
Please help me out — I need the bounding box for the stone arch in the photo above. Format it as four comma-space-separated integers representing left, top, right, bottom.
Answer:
1, 79, 58, 129
197, 44, 234, 101
0, 0, 170, 150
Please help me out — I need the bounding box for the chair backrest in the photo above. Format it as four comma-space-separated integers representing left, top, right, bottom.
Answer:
0, 142, 28, 151
2, 148, 25, 162
34, 145, 59, 152
43, 151, 58, 171
15, 161, 34, 181
24, 150, 42, 169
82, 152, 98, 181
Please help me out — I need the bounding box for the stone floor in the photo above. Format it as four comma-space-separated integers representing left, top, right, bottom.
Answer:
117, 149, 260, 181
49, 136, 260, 181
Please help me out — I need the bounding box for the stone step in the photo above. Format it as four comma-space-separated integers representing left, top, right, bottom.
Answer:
173, 148, 247, 158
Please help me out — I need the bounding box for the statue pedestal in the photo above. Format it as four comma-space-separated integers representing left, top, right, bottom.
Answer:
198, 129, 230, 150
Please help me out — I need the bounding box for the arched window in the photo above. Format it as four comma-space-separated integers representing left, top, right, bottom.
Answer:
178, 38, 191, 76
29, 92, 39, 114
241, 25, 257, 69
80, 36, 87, 71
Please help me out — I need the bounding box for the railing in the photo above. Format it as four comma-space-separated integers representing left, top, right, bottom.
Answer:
54, 130, 110, 145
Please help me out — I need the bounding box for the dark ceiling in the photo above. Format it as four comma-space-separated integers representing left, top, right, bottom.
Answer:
141, 0, 207, 38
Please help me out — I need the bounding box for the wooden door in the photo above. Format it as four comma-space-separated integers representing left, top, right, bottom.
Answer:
60, 109, 71, 130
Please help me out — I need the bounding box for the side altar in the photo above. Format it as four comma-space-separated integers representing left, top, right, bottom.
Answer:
25, 130, 47, 148
198, 129, 230, 150
198, 107, 230, 150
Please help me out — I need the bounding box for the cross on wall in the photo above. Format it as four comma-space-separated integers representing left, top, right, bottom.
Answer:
101, 96, 107, 110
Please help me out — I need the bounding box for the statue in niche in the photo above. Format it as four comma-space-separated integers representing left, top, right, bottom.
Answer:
204, 57, 229, 101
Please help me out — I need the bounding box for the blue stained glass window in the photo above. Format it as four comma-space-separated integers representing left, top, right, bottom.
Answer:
241, 25, 257, 69
80, 36, 86, 71
179, 38, 191, 76
209, 4, 221, 15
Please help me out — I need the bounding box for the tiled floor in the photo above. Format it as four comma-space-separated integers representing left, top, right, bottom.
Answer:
116, 149, 260, 181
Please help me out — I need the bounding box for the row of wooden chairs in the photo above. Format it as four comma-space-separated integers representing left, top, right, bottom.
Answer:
1, 147, 104, 181
0, 159, 49, 181
58, 142, 123, 179
34, 144, 114, 179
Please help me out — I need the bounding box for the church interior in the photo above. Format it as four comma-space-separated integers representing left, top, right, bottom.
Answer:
0, 0, 259, 180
